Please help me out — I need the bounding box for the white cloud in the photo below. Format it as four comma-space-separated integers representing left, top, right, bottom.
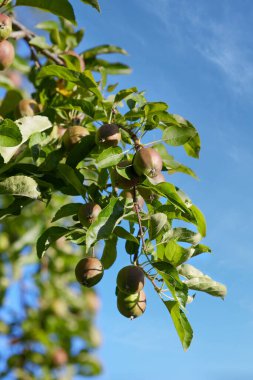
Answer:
137, 0, 253, 93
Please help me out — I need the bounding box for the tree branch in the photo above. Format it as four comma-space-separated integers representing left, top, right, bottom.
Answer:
12, 18, 64, 66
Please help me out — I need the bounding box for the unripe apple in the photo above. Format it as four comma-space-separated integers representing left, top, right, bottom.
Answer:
0, 40, 14, 70
52, 348, 68, 367
117, 265, 145, 294
0, 14, 12, 41
117, 289, 146, 319
6, 70, 22, 87
78, 203, 101, 227
17, 99, 41, 117
120, 189, 145, 210
96, 123, 121, 147
133, 147, 163, 178
75, 257, 104, 287
62, 125, 89, 150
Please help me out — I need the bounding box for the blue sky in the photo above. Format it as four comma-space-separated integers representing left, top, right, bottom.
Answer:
18, 1, 253, 379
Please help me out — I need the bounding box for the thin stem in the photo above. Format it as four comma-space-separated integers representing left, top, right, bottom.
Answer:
12, 19, 64, 66
143, 268, 161, 294
133, 186, 146, 264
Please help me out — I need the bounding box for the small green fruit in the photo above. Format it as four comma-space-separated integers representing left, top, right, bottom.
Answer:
117, 265, 145, 294
78, 203, 101, 227
120, 189, 144, 210
0, 40, 14, 70
133, 147, 163, 178
52, 348, 68, 367
117, 290, 146, 319
62, 126, 89, 150
75, 257, 104, 287
0, 14, 12, 41
96, 123, 121, 147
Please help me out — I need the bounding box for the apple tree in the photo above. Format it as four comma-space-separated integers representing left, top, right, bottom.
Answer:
0, 0, 227, 377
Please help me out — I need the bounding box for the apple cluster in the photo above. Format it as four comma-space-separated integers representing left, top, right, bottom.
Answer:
0, 13, 14, 70
116, 265, 146, 319
65, 123, 165, 319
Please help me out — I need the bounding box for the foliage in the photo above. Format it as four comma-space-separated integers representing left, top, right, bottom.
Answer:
0, 0, 227, 377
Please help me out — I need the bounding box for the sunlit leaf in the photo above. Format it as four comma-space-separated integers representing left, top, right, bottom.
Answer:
16, 0, 76, 23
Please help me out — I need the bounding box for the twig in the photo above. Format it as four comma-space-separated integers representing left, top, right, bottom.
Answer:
133, 186, 146, 264
12, 18, 64, 66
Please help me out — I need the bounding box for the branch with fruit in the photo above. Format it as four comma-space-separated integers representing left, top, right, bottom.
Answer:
0, 0, 227, 362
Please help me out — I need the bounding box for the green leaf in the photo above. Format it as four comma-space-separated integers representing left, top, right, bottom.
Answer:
163, 125, 197, 146
179, 264, 227, 299
37, 226, 68, 258
36, 20, 59, 31
0, 89, 23, 117
164, 300, 193, 351
86, 59, 131, 75
83, 45, 127, 59
0, 116, 52, 163
0, 198, 31, 220
149, 213, 167, 240
153, 182, 192, 214
190, 205, 206, 237
163, 240, 191, 266
51, 203, 83, 222
184, 277, 227, 299
0, 119, 22, 147
37, 66, 101, 99
153, 261, 188, 308
66, 135, 96, 168
86, 197, 125, 251
184, 132, 201, 158
178, 264, 206, 279
79, 0, 100, 12
169, 228, 202, 245
0, 176, 40, 199
96, 147, 123, 169
57, 164, 86, 199
125, 240, 139, 256
154, 143, 198, 178
114, 87, 137, 103
191, 244, 211, 257
101, 236, 117, 269
29, 36, 51, 50
114, 226, 139, 244
143, 102, 168, 116
16, 0, 76, 23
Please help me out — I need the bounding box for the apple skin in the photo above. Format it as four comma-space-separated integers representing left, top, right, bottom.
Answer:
78, 203, 101, 227
117, 289, 146, 319
0, 14, 12, 41
52, 348, 68, 367
117, 265, 145, 294
62, 125, 89, 150
0, 40, 14, 70
75, 257, 104, 287
6, 70, 22, 87
133, 147, 163, 178
96, 123, 121, 147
